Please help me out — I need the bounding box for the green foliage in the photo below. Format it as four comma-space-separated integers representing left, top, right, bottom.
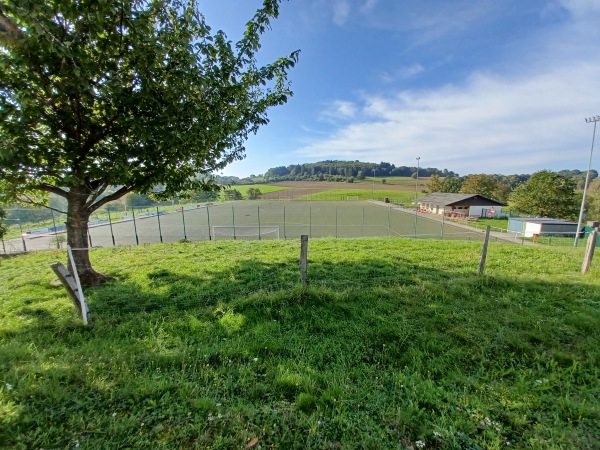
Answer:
426, 174, 443, 193
0, 0, 298, 283
509, 170, 579, 220
125, 193, 154, 208
189, 190, 219, 203
263, 160, 457, 182
441, 176, 463, 193
224, 189, 243, 200
246, 188, 262, 200
0, 0, 298, 200
1, 239, 599, 448
460, 174, 511, 202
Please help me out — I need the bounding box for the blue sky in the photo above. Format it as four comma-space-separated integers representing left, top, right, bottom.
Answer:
201, 0, 600, 178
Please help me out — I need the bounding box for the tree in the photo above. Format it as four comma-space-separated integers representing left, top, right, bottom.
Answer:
441, 177, 462, 193
0, 0, 298, 285
508, 170, 579, 220
224, 189, 243, 201
189, 190, 218, 203
460, 174, 510, 202
246, 188, 262, 199
426, 174, 443, 193
125, 193, 154, 208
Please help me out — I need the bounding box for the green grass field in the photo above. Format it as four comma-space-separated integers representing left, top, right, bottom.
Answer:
221, 184, 291, 198
1, 238, 599, 449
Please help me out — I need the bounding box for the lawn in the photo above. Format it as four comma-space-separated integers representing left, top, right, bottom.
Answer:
1, 239, 599, 449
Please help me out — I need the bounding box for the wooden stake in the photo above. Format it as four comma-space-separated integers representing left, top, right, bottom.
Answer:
51, 262, 83, 316
478, 225, 491, 275
300, 235, 308, 287
582, 229, 597, 274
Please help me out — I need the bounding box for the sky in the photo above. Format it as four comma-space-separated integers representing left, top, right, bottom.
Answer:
200, 0, 600, 178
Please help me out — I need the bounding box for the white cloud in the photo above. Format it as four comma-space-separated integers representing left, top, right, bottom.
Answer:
319, 100, 359, 122
293, 0, 600, 175
296, 61, 600, 174
332, 0, 351, 26
360, 0, 379, 14
380, 63, 425, 82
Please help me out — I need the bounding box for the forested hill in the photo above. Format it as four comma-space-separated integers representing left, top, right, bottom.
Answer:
262, 160, 457, 182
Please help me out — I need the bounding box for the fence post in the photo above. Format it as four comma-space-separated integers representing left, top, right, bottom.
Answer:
18, 220, 26, 252
156, 206, 163, 243
413, 209, 417, 239
387, 205, 391, 237
581, 229, 597, 274
232, 206, 236, 240
335, 206, 338, 238
361, 207, 364, 237
181, 207, 187, 241
258, 206, 261, 241
283, 206, 286, 240
107, 209, 116, 246
207, 206, 212, 241
309, 207, 312, 238
300, 235, 308, 287
132, 207, 139, 245
51, 210, 59, 248
478, 225, 491, 275
441, 214, 445, 240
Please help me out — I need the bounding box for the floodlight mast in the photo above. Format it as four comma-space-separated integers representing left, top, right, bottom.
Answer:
574, 115, 600, 247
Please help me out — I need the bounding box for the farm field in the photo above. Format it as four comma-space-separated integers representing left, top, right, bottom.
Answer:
6, 201, 483, 252
256, 179, 426, 199
1, 238, 599, 449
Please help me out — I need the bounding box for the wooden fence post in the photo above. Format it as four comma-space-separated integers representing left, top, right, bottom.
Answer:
300, 235, 308, 287
581, 229, 597, 274
478, 225, 491, 275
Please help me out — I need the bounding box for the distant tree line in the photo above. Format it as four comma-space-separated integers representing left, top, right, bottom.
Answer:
263, 160, 457, 182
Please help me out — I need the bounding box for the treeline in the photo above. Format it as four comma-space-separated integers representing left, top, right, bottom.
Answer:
425, 170, 599, 203
263, 160, 457, 182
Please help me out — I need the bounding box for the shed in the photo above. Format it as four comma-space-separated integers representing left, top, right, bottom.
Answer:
416, 193, 506, 218
508, 218, 580, 238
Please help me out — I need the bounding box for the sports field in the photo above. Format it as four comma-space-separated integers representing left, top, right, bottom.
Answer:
12, 201, 483, 251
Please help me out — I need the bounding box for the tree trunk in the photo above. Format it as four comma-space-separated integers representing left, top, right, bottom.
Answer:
66, 188, 113, 287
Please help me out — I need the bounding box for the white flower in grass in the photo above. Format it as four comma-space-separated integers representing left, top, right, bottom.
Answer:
433, 431, 442, 438
5, 383, 13, 390
253, 358, 258, 362
415, 440, 426, 448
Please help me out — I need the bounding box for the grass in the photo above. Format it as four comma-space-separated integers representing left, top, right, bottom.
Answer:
224, 184, 291, 197
1, 239, 600, 449
294, 189, 419, 202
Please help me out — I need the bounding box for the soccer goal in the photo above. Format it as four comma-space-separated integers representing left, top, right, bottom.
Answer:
212, 226, 280, 240
345, 195, 360, 201
278, 196, 292, 201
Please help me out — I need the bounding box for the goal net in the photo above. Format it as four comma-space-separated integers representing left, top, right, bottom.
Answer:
212, 226, 280, 240
345, 195, 360, 201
